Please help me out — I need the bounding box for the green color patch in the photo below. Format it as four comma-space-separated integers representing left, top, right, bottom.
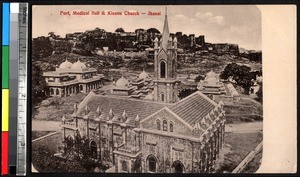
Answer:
2, 46, 9, 88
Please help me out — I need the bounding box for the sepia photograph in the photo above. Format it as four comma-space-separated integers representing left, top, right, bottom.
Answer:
31, 5, 263, 173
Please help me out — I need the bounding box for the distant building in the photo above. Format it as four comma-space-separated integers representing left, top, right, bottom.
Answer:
197, 70, 240, 104
109, 71, 154, 100
212, 43, 239, 55
195, 35, 205, 47
197, 71, 226, 99
43, 59, 105, 97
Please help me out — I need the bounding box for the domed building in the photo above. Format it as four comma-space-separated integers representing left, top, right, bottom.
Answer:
109, 70, 154, 99
43, 59, 105, 97
111, 76, 135, 96
71, 60, 87, 70
115, 76, 130, 88
197, 70, 226, 99
139, 69, 149, 80
58, 59, 72, 69
197, 70, 240, 103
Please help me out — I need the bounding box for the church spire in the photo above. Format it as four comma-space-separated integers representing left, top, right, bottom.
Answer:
161, 7, 169, 50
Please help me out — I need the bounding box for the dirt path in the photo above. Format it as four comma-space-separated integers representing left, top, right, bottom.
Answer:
225, 122, 263, 133
32, 120, 61, 131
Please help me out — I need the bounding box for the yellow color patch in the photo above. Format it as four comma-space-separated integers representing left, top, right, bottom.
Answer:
2, 89, 9, 131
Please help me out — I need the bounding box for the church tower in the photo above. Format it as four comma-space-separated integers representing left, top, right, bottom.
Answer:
153, 8, 179, 103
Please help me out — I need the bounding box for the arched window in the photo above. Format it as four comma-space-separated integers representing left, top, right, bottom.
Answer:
90, 141, 97, 158
148, 155, 157, 172
121, 160, 128, 172
156, 120, 161, 130
160, 61, 166, 78
65, 135, 74, 151
170, 122, 174, 132
50, 88, 54, 95
56, 89, 59, 95
161, 93, 164, 102
163, 120, 168, 131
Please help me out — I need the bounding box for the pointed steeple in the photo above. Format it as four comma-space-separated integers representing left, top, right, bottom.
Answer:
161, 7, 170, 50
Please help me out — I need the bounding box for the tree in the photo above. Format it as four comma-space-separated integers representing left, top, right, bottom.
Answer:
48, 32, 59, 40
256, 83, 263, 103
220, 63, 256, 94
32, 36, 53, 60
147, 28, 160, 34
74, 138, 98, 172
32, 62, 47, 111
195, 75, 205, 83
115, 28, 125, 33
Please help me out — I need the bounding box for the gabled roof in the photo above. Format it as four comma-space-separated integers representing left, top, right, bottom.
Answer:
140, 107, 193, 130
76, 91, 218, 128
77, 94, 166, 121
169, 91, 217, 125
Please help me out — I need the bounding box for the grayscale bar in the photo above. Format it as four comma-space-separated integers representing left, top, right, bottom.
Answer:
9, 11, 19, 168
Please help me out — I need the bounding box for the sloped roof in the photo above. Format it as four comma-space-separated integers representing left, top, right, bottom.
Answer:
169, 91, 217, 125
76, 91, 217, 128
77, 94, 166, 121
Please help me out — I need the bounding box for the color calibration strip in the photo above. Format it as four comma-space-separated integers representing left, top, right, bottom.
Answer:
2, 3, 27, 175
2, 2, 10, 175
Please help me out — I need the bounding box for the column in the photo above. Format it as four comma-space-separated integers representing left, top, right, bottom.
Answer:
222, 123, 225, 148
219, 125, 223, 148
216, 129, 220, 156
117, 157, 120, 172
205, 148, 208, 172
166, 83, 170, 103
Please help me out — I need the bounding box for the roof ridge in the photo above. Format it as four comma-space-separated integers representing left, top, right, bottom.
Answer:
94, 94, 174, 106
76, 91, 96, 114
170, 91, 199, 108
195, 91, 218, 106
164, 107, 193, 130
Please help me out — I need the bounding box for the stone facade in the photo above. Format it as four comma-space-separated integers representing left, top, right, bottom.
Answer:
61, 93, 226, 173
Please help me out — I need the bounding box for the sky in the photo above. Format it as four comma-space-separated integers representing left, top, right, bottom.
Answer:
32, 5, 261, 50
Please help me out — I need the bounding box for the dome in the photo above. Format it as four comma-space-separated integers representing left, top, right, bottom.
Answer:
206, 76, 218, 85
71, 60, 86, 70
115, 76, 129, 88
139, 70, 149, 80
59, 59, 72, 69
206, 70, 217, 77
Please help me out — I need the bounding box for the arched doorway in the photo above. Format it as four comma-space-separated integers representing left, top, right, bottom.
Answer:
172, 160, 184, 173
146, 154, 157, 172
65, 135, 74, 152
90, 141, 97, 158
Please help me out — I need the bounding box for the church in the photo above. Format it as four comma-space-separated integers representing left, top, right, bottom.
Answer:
60, 10, 226, 173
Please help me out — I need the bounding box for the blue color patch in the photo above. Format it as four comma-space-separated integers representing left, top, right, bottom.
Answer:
2, 3, 10, 45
